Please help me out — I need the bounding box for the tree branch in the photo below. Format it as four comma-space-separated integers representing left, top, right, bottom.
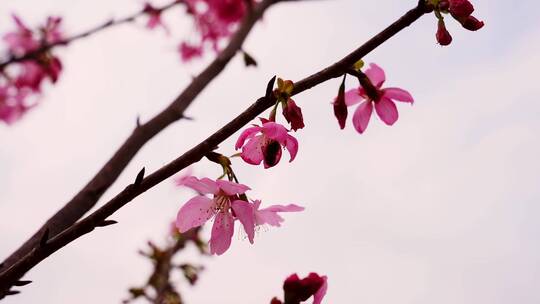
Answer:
0, 0, 429, 298
0, 1, 181, 70
0, 0, 278, 273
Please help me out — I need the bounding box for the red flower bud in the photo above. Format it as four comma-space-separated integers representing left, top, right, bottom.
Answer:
333, 77, 348, 129
439, 0, 450, 11
270, 297, 283, 304
449, 0, 474, 19
283, 273, 325, 303
436, 20, 453, 46
282, 99, 305, 131
461, 15, 484, 31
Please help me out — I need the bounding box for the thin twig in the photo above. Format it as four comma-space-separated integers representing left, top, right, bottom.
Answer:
0, 1, 429, 297
0, 1, 181, 70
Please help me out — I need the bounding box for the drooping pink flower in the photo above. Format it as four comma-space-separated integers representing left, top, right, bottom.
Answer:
342, 63, 414, 134
176, 177, 254, 255
252, 200, 304, 227
3, 15, 39, 55
235, 119, 299, 168
281, 273, 328, 304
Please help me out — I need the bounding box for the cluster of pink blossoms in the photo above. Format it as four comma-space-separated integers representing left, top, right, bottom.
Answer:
175, 176, 303, 255
0, 15, 63, 124
334, 63, 414, 134
143, 0, 252, 61
431, 0, 484, 45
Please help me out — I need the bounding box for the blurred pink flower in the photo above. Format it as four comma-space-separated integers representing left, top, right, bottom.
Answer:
3, 15, 39, 55
143, 3, 169, 33
178, 42, 203, 62
43, 16, 63, 44
343, 63, 414, 134
235, 119, 298, 168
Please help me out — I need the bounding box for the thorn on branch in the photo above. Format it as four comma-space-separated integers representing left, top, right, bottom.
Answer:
136, 116, 141, 128
265, 76, 277, 101
95, 220, 118, 227
6, 290, 20, 296
242, 50, 258, 67
134, 167, 146, 187
181, 115, 194, 121
39, 228, 49, 248
13, 280, 32, 287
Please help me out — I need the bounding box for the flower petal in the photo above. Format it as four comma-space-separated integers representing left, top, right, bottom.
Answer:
285, 135, 299, 162
352, 101, 373, 134
216, 180, 251, 195
383, 87, 414, 104
241, 135, 264, 165
210, 212, 234, 255
262, 122, 289, 142
365, 63, 386, 87
255, 210, 285, 227
231, 200, 255, 244
264, 204, 305, 213
181, 176, 219, 194
375, 97, 399, 126
313, 276, 328, 304
235, 126, 261, 150
343, 88, 364, 106
176, 196, 215, 233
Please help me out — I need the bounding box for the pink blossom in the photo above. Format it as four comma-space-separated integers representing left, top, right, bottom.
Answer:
143, 3, 169, 33
42, 16, 63, 44
235, 119, 299, 168
3, 15, 39, 55
176, 176, 303, 255
180, 0, 250, 60
13, 56, 63, 92
343, 63, 414, 134
0, 86, 29, 125
178, 42, 203, 62
252, 200, 304, 227
176, 177, 254, 255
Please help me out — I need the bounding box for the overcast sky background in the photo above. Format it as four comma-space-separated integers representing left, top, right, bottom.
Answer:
1, 0, 539, 303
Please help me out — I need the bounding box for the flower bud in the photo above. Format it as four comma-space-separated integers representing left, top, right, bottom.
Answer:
436, 20, 453, 46
461, 15, 484, 31
282, 99, 305, 131
449, 0, 474, 19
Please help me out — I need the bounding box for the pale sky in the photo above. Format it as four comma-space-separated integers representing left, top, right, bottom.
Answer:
1, 0, 539, 303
